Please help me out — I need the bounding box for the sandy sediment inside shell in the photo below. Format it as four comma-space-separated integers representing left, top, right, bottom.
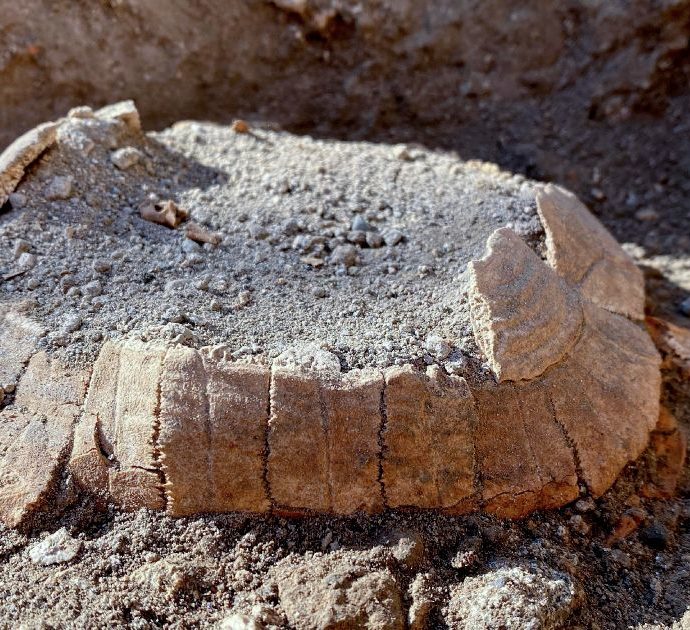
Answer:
0, 119, 545, 372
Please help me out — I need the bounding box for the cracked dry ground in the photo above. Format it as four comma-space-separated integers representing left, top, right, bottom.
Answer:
0, 111, 688, 627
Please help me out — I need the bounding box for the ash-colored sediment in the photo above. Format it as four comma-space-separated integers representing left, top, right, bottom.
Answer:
0, 103, 661, 526
0, 103, 543, 371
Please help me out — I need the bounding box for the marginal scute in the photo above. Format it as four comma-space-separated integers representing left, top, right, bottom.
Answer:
0, 309, 45, 395
199, 354, 270, 514
0, 352, 89, 528
321, 369, 384, 514
159, 345, 210, 517
472, 379, 578, 519
543, 302, 660, 496
68, 340, 165, 511
536, 183, 645, 320
468, 227, 582, 382
268, 365, 330, 512
0, 120, 59, 206
158, 348, 271, 516
383, 365, 476, 510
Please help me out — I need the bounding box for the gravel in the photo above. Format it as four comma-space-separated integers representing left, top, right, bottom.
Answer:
0, 120, 542, 371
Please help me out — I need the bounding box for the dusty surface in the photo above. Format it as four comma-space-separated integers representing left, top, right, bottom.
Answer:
1, 1, 689, 257
0, 114, 543, 372
0, 1, 689, 628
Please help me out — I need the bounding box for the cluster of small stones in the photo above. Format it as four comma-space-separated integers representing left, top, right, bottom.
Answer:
0, 103, 661, 528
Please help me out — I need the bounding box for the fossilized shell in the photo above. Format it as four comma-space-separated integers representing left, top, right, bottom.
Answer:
536, 184, 645, 320
0, 102, 663, 526
468, 227, 582, 382
0, 121, 59, 206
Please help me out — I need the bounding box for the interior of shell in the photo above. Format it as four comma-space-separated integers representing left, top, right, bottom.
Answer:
0, 102, 660, 526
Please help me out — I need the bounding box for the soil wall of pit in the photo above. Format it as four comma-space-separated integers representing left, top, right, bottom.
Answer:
2, 0, 690, 251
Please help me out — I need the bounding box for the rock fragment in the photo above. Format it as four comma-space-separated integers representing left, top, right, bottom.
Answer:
44, 175, 73, 200
408, 573, 439, 630
273, 553, 404, 630
351, 216, 373, 232
219, 613, 262, 630
382, 229, 404, 246
131, 553, 203, 598
330, 244, 359, 267
424, 334, 451, 359
95, 100, 142, 134
444, 565, 578, 630
12, 239, 30, 259
28, 528, 82, 566
110, 146, 142, 170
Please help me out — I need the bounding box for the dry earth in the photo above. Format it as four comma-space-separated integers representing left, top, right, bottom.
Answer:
0, 1, 689, 629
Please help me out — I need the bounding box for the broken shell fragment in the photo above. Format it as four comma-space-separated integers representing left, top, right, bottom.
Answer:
185, 222, 222, 245
0, 104, 663, 526
536, 184, 645, 320
0, 120, 60, 206
468, 227, 582, 382
140, 200, 189, 228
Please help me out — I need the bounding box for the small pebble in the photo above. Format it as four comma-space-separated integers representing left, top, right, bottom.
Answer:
13, 239, 30, 259
111, 147, 143, 170
93, 259, 112, 274
312, 287, 328, 298
8, 192, 26, 207
45, 176, 73, 200
281, 218, 301, 236
330, 244, 359, 268
346, 230, 367, 246
351, 216, 372, 232
639, 521, 670, 550
232, 119, 250, 134
425, 334, 451, 359
182, 238, 202, 254
248, 223, 269, 240
16, 252, 36, 270
383, 229, 404, 246
163, 308, 187, 324
366, 232, 384, 248
82, 280, 103, 297
569, 514, 590, 535
634, 207, 659, 222
29, 528, 82, 566
62, 314, 83, 333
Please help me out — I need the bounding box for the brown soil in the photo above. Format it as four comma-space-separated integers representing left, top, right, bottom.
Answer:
0, 2, 689, 628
